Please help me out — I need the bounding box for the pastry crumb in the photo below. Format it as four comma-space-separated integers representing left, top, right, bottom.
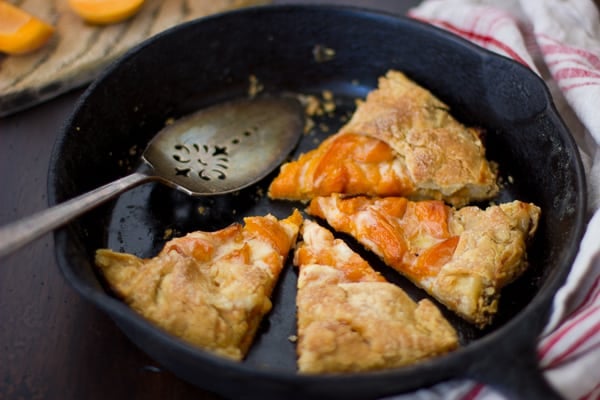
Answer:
301, 94, 322, 117
312, 44, 336, 63
304, 117, 315, 134
128, 145, 139, 156
248, 74, 264, 98
297, 92, 336, 119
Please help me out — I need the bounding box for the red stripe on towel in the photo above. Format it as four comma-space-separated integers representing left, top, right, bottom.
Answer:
539, 34, 600, 70
462, 383, 484, 400
553, 67, 600, 80
409, 15, 531, 67
580, 380, 600, 400
546, 320, 600, 368
539, 304, 600, 359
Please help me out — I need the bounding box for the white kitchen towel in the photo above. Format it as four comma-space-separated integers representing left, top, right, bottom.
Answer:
385, 1, 600, 399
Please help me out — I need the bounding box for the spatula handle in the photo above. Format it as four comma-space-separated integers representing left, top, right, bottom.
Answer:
0, 172, 153, 258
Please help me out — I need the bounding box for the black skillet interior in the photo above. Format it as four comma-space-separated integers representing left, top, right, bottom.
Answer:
49, 5, 586, 400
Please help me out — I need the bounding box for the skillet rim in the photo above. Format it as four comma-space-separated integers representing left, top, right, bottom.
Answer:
48, 3, 588, 397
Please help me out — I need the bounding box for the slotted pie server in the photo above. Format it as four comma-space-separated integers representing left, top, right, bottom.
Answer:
0, 97, 303, 258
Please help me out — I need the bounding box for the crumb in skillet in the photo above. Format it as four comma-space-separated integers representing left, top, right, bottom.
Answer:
128, 144, 139, 156
312, 44, 336, 63
321, 90, 336, 115
296, 93, 331, 135
303, 117, 315, 134
248, 74, 264, 98
299, 94, 322, 117
295, 91, 337, 133
255, 186, 265, 198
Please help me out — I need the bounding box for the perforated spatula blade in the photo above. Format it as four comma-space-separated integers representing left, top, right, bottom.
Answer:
143, 97, 303, 195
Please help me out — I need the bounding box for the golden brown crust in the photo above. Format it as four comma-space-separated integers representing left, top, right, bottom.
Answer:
339, 70, 498, 206
294, 220, 459, 373
436, 201, 541, 324
307, 196, 540, 327
269, 70, 498, 206
95, 210, 302, 360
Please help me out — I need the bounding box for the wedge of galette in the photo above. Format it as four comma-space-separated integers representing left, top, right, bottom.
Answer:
306, 195, 541, 328
95, 210, 303, 360
294, 219, 459, 373
269, 70, 498, 207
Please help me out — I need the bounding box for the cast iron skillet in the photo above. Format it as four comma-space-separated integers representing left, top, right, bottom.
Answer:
49, 5, 587, 400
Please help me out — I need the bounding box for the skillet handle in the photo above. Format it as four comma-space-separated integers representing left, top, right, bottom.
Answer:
0, 172, 153, 258
466, 335, 563, 399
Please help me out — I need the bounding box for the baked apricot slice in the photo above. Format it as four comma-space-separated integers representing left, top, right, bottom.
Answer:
0, 1, 54, 55
68, 0, 145, 25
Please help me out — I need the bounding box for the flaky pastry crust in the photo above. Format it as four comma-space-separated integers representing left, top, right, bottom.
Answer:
269, 70, 498, 206
95, 210, 302, 360
340, 70, 498, 205
307, 195, 540, 327
294, 220, 459, 373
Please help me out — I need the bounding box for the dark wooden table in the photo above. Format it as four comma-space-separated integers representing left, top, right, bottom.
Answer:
0, 1, 417, 399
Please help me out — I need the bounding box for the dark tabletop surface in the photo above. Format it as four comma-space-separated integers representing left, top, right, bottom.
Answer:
0, 1, 419, 399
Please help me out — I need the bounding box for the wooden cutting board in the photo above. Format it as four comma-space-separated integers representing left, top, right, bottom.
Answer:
0, 0, 269, 117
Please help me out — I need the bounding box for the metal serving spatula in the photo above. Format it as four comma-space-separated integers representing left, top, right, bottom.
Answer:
0, 97, 304, 258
